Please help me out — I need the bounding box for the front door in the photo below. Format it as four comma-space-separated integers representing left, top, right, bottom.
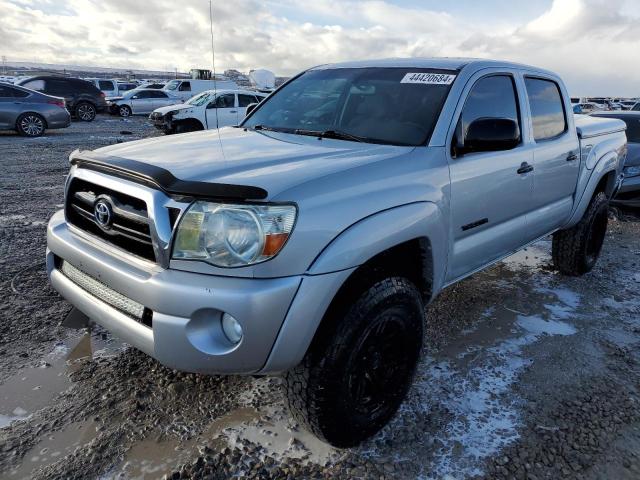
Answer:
523, 77, 580, 239
205, 93, 237, 129
447, 74, 534, 282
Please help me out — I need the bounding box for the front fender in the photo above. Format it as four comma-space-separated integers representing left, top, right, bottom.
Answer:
307, 201, 448, 296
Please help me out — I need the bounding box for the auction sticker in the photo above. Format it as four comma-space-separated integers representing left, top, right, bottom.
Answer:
401, 72, 456, 85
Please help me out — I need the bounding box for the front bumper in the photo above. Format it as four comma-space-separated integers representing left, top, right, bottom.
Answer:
47, 210, 303, 374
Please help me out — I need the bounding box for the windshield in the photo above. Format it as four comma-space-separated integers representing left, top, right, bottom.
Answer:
243, 67, 456, 146
165, 80, 180, 91
187, 91, 215, 106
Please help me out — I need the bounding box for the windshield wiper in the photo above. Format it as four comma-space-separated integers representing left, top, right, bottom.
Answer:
250, 124, 290, 133
294, 129, 366, 143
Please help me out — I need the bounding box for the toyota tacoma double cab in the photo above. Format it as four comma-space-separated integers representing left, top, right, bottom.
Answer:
47, 58, 626, 447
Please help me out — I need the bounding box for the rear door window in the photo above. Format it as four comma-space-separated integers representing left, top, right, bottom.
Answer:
0, 85, 15, 97
179, 81, 191, 92
22, 79, 45, 92
524, 77, 568, 141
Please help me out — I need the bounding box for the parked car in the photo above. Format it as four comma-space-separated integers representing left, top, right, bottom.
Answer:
116, 82, 138, 95
137, 82, 166, 90
0, 83, 70, 137
161, 79, 238, 102
150, 89, 267, 134
47, 58, 626, 448
85, 78, 121, 98
620, 101, 637, 110
107, 89, 181, 117
632, 102, 640, 111
591, 111, 640, 207
17, 76, 106, 121
574, 102, 600, 114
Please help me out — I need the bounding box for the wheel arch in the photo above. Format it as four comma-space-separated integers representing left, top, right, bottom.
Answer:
16, 111, 48, 130
174, 117, 205, 131
565, 150, 620, 228
260, 202, 447, 374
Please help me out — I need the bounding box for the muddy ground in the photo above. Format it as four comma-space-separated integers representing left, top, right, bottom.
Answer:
0, 116, 639, 480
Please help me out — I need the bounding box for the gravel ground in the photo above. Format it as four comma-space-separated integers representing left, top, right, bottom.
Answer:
0, 116, 639, 479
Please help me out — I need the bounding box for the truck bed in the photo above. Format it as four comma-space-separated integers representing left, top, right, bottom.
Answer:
575, 114, 626, 139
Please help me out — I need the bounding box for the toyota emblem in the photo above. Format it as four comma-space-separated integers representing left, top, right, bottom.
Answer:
94, 200, 113, 229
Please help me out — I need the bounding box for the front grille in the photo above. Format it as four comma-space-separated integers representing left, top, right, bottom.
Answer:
66, 178, 156, 262
61, 261, 152, 327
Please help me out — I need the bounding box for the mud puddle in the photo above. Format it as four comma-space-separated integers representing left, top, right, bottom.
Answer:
0, 331, 123, 430
107, 399, 338, 479
5, 419, 100, 479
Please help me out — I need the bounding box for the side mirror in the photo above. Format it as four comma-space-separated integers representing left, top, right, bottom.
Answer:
459, 118, 520, 155
245, 103, 259, 116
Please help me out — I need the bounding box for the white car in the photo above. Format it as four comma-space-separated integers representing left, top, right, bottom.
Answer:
161, 79, 238, 102
108, 89, 181, 117
149, 89, 267, 134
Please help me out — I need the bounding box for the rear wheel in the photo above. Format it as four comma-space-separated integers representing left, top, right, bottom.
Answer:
75, 102, 96, 122
118, 105, 132, 117
16, 113, 46, 137
552, 191, 609, 276
284, 277, 424, 448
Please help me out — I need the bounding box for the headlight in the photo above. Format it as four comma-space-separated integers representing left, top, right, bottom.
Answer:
172, 202, 296, 267
624, 165, 640, 177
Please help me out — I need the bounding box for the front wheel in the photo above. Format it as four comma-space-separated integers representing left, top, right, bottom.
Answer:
75, 102, 96, 122
284, 277, 424, 448
552, 191, 609, 276
118, 105, 132, 117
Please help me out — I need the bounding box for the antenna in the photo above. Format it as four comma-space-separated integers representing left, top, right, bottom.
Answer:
209, 0, 219, 129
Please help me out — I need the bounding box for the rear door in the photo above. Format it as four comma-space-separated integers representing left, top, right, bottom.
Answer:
206, 93, 237, 128
129, 91, 154, 114
150, 91, 175, 109
446, 72, 534, 282
522, 76, 580, 240
0, 84, 23, 128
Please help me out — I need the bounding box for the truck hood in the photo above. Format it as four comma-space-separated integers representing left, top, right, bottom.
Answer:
153, 103, 192, 115
92, 127, 412, 199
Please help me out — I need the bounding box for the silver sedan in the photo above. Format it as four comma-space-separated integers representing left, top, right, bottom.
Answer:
0, 82, 71, 137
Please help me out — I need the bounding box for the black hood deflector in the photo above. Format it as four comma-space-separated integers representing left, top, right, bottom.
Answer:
70, 151, 268, 200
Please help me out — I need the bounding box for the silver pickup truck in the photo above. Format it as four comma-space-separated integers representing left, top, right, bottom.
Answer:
47, 58, 626, 448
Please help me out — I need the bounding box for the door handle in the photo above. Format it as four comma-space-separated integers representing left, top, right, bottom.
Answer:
566, 153, 578, 161
517, 162, 534, 174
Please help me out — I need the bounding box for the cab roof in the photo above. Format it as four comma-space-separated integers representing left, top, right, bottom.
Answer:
313, 57, 556, 76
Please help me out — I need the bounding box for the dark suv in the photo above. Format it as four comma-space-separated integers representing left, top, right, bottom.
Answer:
17, 76, 107, 122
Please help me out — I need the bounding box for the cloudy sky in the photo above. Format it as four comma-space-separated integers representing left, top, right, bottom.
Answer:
1, 0, 639, 95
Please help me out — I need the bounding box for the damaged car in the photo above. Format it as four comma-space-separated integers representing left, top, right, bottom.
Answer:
149, 89, 267, 134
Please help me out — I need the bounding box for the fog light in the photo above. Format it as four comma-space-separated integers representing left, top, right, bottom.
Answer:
221, 313, 243, 344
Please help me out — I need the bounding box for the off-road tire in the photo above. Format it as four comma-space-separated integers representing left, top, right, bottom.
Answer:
284, 277, 424, 448
16, 113, 46, 137
552, 191, 609, 276
75, 102, 96, 122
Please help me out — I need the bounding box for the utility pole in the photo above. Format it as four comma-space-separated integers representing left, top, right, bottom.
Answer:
1, 56, 6, 75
